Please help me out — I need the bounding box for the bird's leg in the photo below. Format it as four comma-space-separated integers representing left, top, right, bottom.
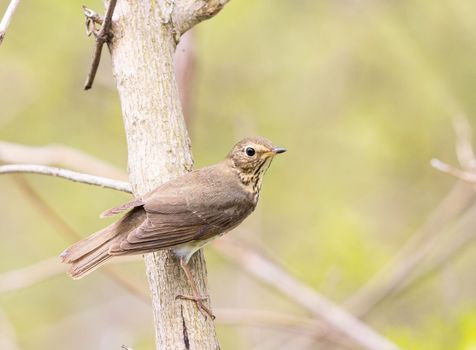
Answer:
176, 256, 215, 319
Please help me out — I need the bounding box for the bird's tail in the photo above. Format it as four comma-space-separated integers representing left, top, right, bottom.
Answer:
60, 207, 145, 279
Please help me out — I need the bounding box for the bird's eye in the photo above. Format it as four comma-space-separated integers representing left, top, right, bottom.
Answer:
245, 147, 255, 157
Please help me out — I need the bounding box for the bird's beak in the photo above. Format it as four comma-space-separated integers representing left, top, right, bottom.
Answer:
272, 147, 287, 155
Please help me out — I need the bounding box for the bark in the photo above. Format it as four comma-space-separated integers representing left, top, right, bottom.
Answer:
107, 1, 227, 349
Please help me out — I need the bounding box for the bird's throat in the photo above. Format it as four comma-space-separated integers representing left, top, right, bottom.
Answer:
238, 158, 272, 204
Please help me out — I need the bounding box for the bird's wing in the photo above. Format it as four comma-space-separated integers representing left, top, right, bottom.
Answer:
100, 197, 145, 218
109, 170, 253, 254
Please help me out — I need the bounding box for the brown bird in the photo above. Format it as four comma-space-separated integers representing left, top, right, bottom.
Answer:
61, 136, 285, 316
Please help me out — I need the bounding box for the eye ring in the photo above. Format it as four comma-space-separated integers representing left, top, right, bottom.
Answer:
245, 146, 256, 157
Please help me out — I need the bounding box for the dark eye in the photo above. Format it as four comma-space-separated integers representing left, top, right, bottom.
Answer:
245, 147, 255, 157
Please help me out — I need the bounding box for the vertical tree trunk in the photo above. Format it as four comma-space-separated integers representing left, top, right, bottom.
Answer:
108, 1, 222, 349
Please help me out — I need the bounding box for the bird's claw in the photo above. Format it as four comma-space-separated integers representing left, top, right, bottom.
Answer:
176, 294, 215, 320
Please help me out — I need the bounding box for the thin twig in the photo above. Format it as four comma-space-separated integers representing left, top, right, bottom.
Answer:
214, 238, 400, 350
0, 141, 127, 180
82, 5, 104, 35
83, 0, 117, 90
0, 164, 132, 193
0, 0, 21, 45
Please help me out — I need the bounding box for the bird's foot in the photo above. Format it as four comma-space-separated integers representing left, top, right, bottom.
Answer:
176, 294, 215, 320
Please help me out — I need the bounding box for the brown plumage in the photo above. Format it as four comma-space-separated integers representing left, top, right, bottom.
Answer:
60, 137, 286, 280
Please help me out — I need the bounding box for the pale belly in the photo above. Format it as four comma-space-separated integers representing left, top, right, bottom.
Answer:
172, 233, 226, 264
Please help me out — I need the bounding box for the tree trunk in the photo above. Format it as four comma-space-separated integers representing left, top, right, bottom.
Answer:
108, 1, 227, 348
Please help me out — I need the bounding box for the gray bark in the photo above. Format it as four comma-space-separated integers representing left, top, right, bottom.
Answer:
108, 1, 229, 348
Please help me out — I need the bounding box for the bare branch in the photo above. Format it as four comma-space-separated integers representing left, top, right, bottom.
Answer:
453, 113, 476, 171
345, 183, 474, 317
431, 158, 476, 184
83, 0, 117, 90
0, 254, 141, 294
82, 5, 104, 34
216, 308, 327, 338
172, 0, 231, 36
214, 238, 401, 350
0, 309, 20, 350
0, 141, 127, 180
0, 0, 20, 45
384, 202, 476, 300
0, 164, 132, 193
0, 253, 332, 340
174, 30, 197, 125
0, 257, 64, 294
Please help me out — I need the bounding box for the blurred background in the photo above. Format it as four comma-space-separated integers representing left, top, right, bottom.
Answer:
1, 0, 476, 349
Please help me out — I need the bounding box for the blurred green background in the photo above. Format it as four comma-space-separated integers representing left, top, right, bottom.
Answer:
1, 0, 476, 349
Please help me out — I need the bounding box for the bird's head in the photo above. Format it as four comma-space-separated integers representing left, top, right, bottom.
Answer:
227, 137, 286, 178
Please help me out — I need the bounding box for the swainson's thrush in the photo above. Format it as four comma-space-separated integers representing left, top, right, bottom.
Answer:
61, 136, 286, 316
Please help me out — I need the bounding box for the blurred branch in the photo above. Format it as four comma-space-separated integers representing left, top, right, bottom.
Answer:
0, 141, 126, 180
0, 253, 336, 341
11, 176, 148, 303
0, 257, 64, 294
453, 113, 476, 171
83, 0, 117, 90
0, 255, 142, 294
0, 0, 20, 45
174, 30, 197, 125
432, 113, 476, 184
389, 202, 476, 299
214, 237, 400, 350
0, 164, 132, 193
346, 115, 476, 317
345, 182, 474, 317
431, 158, 476, 185
0, 309, 19, 350
216, 308, 326, 337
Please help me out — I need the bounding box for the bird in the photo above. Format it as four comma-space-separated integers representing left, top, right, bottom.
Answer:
60, 136, 286, 317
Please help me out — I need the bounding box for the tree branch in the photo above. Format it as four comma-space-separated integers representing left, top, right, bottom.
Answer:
0, 257, 64, 294
214, 238, 400, 350
0, 309, 20, 350
172, 0, 231, 37
174, 30, 197, 126
387, 202, 476, 300
431, 158, 476, 184
345, 181, 474, 317
216, 308, 327, 338
83, 0, 117, 90
453, 113, 476, 171
0, 0, 20, 45
0, 141, 126, 180
0, 164, 131, 193
108, 1, 224, 348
